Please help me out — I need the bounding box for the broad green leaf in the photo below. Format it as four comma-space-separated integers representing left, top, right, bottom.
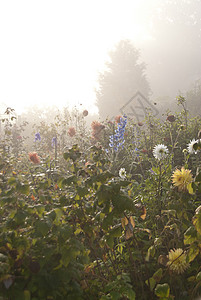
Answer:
187, 244, 199, 263
110, 224, 122, 237
155, 283, 170, 298
145, 277, 156, 291
35, 220, 51, 236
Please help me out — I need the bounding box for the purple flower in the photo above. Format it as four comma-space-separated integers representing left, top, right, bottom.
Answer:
34, 133, 41, 142
51, 137, 57, 147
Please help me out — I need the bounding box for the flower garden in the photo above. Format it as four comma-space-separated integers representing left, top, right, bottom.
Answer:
0, 99, 201, 300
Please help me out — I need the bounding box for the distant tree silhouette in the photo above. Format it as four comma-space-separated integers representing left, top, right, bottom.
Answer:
96, 40, 151, 120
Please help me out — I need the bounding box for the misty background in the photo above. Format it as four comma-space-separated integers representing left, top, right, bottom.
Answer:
0, 0, 201, 121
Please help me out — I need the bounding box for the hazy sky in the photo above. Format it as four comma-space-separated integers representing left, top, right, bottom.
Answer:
0, 0, 155, 114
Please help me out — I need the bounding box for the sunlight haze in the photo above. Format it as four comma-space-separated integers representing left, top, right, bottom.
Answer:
0, 0, 153, 114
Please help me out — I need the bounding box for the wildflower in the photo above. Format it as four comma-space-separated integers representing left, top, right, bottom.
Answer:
115, 115, 122, 124
34, 133, 41, 142
68, 127, 76, 137
91, 121, 105, 140
119, 168, 126, 179
187, 138, 200, 154
153, 144, 169, 160
166, 115, 176, 122
141, 149, 148, 154
51, 137, 57, 147
167, 248, 189, 274
83, 110, 88, 117
138, 122, 144, 126
29, 152, 40, 164
109, 115, 127, 151
172, 167, 193, 192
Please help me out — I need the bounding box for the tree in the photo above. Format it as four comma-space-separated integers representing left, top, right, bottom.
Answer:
96, 40, 151, 120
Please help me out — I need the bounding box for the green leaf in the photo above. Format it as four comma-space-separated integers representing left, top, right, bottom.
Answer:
196, 271, 201, 282
145, 277, 156, 291
187, 244, 199, 263
105, 235, 114, 248
8, 177, 17, 185
16, 183, 30, 195
110, 224, 122, 237
14, 210, 26, 225
184, 226, 198, 245
110, 291, 121, 300
124, 288, 135, 300
24, 290, 31, 300
35, 220, 51, 236
153, 268, 163, 282
146, 245, 155, 262
155, 283, 170, 298
77, 186, 88, 197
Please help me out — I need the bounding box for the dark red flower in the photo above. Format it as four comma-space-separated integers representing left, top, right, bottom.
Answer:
167, 115, 176, 122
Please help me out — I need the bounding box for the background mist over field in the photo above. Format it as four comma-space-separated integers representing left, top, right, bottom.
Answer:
0, 0, 201, 118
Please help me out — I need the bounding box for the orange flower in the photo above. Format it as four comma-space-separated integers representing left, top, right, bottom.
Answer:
68, 127, 76, 137
115, 115, 122, 123
29, 152, 40, 164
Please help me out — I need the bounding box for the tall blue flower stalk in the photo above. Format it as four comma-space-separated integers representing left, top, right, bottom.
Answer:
109, 115, 127, 151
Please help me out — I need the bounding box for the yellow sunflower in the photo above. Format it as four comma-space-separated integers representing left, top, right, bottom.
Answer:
172, 167, 193, 192
167, 248, 189, 274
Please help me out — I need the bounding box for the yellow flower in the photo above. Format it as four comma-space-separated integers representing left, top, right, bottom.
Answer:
172, 167, 193, 192
167, 248, 189, 274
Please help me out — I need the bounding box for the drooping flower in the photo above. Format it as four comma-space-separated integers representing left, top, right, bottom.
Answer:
172, 167, 193, 192
119, 168, 126, 179
166, 115, 176, 122
187, 138, 200, 154
68, 127, 76, 137
138, 122, 144, 126
153, 144, 169, 160
51, 137, 57, 147
167, 248, 189, 274
91, 121, 105, 140
29, 152, 40, 164
83, 110, 88, 117
34, 133, 41, 142
115, 115, 122, 124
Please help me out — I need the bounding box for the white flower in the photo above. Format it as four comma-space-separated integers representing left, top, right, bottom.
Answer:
153, 144, 169, 160
187, 138, 200, 154
119, 168, 126, 179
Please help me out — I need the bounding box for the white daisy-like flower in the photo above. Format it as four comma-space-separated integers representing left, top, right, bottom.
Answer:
119, 168, 126, 179
153, 144, 169, 160
187, 138, 200, 154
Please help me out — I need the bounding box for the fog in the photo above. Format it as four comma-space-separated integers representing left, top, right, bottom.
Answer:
0, 0, 201, 119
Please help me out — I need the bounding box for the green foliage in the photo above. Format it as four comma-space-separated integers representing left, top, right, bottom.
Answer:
0, 103, 201, 299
